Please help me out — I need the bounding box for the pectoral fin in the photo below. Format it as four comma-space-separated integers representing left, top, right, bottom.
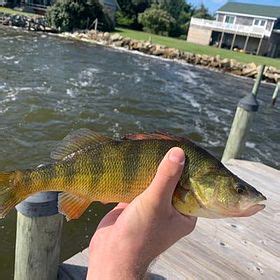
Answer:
58, 192, 91, 221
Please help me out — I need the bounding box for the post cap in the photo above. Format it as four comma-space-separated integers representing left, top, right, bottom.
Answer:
16, 192, 59, 217
238, 94, 259, 112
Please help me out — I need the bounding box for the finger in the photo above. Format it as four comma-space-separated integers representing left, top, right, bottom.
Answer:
146, 147, 185, 206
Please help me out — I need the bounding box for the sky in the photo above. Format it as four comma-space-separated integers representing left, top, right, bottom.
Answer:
188, 0, 280, 13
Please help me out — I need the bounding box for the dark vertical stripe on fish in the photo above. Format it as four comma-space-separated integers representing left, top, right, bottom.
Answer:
90, 145, 104, 191
64, 161, 76, 191
122, 140, 141, 192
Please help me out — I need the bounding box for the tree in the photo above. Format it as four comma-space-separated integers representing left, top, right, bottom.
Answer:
46, 0, 114, 32
192, 3, 213, 20
151, 0, 192, 37
138, 5, 175, 36
116, 0, 152, 29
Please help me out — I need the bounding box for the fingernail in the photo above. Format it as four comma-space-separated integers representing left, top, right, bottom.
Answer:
168, 148, 185, 165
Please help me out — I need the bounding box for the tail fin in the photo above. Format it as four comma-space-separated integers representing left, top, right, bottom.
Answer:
0, 172, 19, 219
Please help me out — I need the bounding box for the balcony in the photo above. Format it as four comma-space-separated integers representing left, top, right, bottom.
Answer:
190, 18, 272, 38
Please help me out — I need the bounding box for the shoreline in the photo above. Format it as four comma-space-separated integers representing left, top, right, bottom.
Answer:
0, 12, 279, 84
58, 30, 280, 85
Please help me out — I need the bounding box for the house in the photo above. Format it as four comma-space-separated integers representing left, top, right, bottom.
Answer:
187, 2, 280, 58
16, 0, 120, 22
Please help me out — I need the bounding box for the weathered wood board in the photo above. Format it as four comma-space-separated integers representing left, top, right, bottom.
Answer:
58, 160, 280, 280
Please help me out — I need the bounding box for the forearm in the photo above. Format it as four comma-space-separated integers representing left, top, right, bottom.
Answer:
87, 233, 150, 280
87, 251, 149, 280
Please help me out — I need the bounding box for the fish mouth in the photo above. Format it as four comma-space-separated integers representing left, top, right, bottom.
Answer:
239, 203, 266, 217
239, 192, 266, 217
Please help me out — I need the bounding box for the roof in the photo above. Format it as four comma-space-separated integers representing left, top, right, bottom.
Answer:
217, 2, 280, 19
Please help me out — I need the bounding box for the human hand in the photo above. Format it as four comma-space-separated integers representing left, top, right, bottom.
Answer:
87, 147, 197, 280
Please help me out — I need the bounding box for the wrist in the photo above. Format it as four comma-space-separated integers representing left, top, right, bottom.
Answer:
87, 234, 150, 280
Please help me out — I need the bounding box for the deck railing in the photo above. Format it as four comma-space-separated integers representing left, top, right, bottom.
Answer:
190, 17, 272, 38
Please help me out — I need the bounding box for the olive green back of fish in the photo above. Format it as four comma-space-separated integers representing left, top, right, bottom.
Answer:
0, 129, 224, 220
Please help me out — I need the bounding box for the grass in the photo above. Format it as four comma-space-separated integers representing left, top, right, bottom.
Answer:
0, 7, 35, 17
115, 28, 280, 69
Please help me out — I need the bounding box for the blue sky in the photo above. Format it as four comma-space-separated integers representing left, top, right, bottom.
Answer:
188, 0, 280, 13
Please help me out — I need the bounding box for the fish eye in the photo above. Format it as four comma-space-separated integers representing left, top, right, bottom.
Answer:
236, 185, 245, 194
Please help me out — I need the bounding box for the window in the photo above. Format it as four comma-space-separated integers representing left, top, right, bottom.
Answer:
254, 19, 266, 27
225, 15, 235, 24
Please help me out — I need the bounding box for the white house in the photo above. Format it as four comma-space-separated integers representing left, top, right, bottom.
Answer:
187, 2, 280, 58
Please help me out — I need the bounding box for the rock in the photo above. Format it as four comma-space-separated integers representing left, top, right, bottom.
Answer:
152, 44, 165, 56
242, 62, 258, 77
110, 33, 123, 42
220, 58, 230, 69
103, 32, 110, 40
113, 40, 123, 47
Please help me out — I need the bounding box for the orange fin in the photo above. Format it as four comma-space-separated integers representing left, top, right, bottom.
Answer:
122, 132, 187, 141
51, 129, 112, 160
58, 192, 91, 221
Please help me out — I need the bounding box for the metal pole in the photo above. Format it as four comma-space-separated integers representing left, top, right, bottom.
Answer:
272, 82, 279, 106
14, 192, 63, 280
222, 66, 265, 163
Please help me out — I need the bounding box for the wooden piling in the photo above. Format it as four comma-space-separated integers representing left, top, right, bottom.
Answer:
252, 64, 265, 96
14, 192, 63, 280
272, 82, 279, 106
222, 65, 265, 163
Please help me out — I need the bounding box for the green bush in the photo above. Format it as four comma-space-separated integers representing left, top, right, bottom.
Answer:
116, 10, 135, 27
138, 5, 175, 36
46, 0, 114, 32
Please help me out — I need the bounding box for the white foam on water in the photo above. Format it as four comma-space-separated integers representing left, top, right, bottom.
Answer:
0, 91, 18, 104
66, 88, 79, 98
77, 67, 101, 87
176, 70, 199, 86
0, 107, 8, 114
209, 140, 221, 146
134, 75, 142, 83
135, 120, 143, 130
220, 108, 232, 115
205, 109, 221, 124
245, 142, 256, 149
108, 86, 119, 95
180, 92, 201, 111
3, 55, 15, 60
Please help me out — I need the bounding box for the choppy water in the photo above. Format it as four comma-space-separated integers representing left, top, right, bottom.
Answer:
0, 26, 279, 278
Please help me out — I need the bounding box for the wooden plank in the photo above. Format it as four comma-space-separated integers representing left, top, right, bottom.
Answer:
59, 160, 280, 280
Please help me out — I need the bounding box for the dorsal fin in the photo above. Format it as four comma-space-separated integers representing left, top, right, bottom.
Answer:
51, 129, 112, 160
122, 132, 185, 141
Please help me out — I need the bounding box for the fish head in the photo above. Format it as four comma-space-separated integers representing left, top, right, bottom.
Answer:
190, 169, 266, 218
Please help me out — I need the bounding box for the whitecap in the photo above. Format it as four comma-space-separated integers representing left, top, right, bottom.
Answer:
220, 108, 232, 115
66, 88, 79, 98
245, 142, 256, 149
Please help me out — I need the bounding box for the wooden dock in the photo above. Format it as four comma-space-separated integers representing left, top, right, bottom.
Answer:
58, 159, 280, 280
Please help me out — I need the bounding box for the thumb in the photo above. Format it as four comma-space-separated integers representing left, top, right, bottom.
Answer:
146, 147, 185, 206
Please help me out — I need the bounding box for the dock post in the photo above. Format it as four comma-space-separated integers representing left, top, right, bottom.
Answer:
221, 65, 265, 163
14, 192, 63, 280
272, 81, 279, 106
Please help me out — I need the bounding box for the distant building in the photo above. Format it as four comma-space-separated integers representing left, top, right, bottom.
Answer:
187, 2, 280, 58
17, 0, 120, 22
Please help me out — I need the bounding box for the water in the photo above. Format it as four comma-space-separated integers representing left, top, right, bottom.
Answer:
0, 26, 279, 278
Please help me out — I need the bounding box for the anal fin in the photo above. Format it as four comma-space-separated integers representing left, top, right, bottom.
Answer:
58, 192, 91, 221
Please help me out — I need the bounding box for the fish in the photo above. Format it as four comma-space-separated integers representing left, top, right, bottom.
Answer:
0, 129, 266, 221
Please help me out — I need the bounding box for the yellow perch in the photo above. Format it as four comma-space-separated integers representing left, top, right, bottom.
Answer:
0, 129, 266, 220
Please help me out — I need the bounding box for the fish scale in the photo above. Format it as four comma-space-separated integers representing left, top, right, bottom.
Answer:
0, 129, 266, 220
